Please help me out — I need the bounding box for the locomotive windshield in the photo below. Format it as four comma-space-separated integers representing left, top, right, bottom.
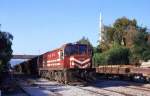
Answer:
64, 44, 91, 56
64, 44, 78, 56
79, 45, 87, 54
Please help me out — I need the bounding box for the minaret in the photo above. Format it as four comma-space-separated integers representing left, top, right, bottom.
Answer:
99, 12, 104, 45
99, 12, 102, 43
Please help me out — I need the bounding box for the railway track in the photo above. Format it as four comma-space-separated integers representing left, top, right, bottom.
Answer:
14, 74, 150, 96
75, 85, 135, 96
68, 79, 150, 96
122, 81, 150, 93
79, 80, 150, 96
75, 86, 108, 96
125, 85, 150, 92
35, 78, 136, 96
101, 88, 135, 96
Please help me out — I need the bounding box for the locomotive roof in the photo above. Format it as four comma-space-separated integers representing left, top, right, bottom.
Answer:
42, 43, 90, 55
13, 43, 91, 67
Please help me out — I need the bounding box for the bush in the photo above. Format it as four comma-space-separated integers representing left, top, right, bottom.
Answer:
93, 53, 107, 66
142, 50, 150, 61
93, 42, 130, 66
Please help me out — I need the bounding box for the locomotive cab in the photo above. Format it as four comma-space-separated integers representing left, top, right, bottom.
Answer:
63, 43, 92, 69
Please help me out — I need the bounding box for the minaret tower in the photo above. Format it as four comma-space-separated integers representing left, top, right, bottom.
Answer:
99, 12, 102, 43
99, 12, 104, 45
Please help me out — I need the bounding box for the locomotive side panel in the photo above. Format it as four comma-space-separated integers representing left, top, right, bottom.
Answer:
41, 49, 65, 70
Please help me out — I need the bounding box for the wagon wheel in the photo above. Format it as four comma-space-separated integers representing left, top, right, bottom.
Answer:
147, 77, 150, 83
58, 71, 62, 83
144, 76, 150, 83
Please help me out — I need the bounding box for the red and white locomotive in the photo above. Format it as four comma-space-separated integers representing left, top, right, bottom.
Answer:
37, 43, 95, 83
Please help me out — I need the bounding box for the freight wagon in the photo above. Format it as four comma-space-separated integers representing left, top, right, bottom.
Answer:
96, 65, 150, 82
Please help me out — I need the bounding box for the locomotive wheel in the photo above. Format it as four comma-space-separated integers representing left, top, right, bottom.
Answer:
64, 70, 69, 84
47, 71, 50, 80
46, 71, 55, 81
45, 72, 48, 78
51, 71, 55, 80
58, 71, 62, 83
42, 71, 45, 78
61, 71, 65, 84
80, 72, 85, 79
54, 71, 59, 82
40, 71, 45, 78
47, 71, 51, 80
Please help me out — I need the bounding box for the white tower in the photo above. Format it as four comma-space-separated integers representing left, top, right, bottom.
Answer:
99, 12, 104, 44
99, 12, 102, 43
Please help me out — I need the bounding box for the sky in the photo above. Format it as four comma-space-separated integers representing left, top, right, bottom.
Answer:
0, 0, 150, 55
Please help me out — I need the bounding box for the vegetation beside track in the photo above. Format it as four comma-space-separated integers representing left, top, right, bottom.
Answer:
90, 17, 150, 66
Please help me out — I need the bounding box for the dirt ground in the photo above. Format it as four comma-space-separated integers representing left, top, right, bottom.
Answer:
0, 73, 28, 96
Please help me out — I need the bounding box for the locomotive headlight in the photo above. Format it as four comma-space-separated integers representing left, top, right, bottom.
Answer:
72, 63, 75, 65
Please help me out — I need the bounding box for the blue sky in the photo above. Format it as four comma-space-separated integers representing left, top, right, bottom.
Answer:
0, 0, 150, 55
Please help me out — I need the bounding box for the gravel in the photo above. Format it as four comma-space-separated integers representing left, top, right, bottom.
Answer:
18, 78, 150, 96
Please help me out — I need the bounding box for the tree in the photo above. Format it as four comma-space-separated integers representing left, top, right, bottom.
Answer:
76, 36, 93, 47
0, 30, 13, 73
100, 17, 138, 51
93, 42, 130, 66
106, 42, 130, 64
98, 17, 150, 63
131, 28, 150, 61
93, 53, 107, 66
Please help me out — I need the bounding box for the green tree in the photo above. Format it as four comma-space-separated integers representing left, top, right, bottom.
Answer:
93, 42, 130, 66
0, 30, 13, 73
93, 53, 107, 66
98, 17, 150, 64
106, 42, 130, 64
100, 17, 138, 51
131, 28, 150, 61
76, 36, 93, 47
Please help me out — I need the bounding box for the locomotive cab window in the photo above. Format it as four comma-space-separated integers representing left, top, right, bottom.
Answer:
64, 44, 92, 56
78, 44, 92, 55
60, 50, 64, 59
79, 45, 87, 54
64, 44, 78, 56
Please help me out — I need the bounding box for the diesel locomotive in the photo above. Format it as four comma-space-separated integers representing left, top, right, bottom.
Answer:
14, 43, 95, 84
